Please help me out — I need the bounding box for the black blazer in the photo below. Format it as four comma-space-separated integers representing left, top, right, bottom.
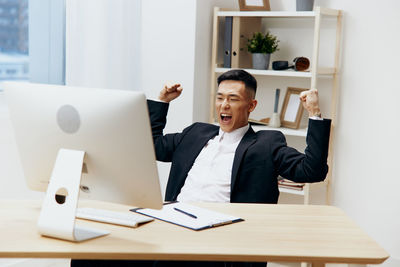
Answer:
148, 100, 331, 204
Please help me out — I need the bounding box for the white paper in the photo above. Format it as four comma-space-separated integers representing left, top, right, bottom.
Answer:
245, 0, 264, 6
284, 94, 300, 122
135, 202, 242, 230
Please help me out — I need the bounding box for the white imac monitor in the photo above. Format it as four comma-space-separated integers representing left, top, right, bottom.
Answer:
4, 81, 163, 241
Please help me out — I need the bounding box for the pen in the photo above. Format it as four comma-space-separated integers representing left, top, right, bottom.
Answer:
174, 207, 198, 219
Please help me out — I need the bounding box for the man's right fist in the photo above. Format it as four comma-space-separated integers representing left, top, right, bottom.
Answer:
158, 82, 183, 103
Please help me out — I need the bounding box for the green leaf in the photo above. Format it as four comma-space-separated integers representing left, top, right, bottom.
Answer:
247, 31, 280, 54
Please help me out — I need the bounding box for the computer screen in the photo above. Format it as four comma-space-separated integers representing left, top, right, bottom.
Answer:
4, 82, 163, 210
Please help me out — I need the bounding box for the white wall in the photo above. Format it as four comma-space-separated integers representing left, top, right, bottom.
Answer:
140, 0, 197, 131
140, 0, 196, 195
316, 0, 400, 266
66, 0, 142, 91
141, 0, 239, 128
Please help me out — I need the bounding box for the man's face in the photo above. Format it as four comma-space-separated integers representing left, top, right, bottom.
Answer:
215, 80, 257, 133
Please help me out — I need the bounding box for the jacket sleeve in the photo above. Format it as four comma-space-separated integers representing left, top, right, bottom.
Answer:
147, 99, 192, 162
271, 118, 331, 183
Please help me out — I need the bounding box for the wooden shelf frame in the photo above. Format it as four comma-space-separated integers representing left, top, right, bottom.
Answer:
209, 6, 343, 204
217, 7, 340, 18
215, 67, 336, 78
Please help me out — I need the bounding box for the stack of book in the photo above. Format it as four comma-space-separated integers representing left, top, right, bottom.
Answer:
278, 177, 305, 191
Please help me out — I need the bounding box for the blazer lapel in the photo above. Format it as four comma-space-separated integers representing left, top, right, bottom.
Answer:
187, 127, 219, 166
231, 126, 257, 193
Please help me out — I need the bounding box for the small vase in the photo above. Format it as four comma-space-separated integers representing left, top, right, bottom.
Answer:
296, 0, 314, 11
252, 53, 271, 70
269, 112, 281, 128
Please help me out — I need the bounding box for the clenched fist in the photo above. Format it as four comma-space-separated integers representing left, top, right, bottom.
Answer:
158, 82, 183, 103
299, 89, 321, 117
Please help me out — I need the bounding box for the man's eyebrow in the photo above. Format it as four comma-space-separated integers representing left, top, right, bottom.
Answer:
216, 92, 241, 97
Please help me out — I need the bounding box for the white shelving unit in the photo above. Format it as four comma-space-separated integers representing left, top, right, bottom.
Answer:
209, 6, 343, 205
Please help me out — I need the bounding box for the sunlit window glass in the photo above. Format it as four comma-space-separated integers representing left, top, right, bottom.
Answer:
0, 0, 28, 90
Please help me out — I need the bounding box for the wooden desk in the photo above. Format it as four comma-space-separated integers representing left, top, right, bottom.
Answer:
0, 199, 388, 267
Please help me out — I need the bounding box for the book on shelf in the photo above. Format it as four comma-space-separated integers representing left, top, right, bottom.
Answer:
231, 17, 261, 68
278, 184, 303, 191
221, 17, 262, 69
223, 16, 233, 68
278, 177, 305, 191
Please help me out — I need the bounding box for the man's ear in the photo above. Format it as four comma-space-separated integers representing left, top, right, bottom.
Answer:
248, 99, 257, 113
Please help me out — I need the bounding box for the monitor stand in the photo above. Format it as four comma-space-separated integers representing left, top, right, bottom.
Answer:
37, 148, 109, 242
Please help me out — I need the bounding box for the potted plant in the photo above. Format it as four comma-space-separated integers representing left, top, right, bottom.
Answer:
247, 32, 279, 70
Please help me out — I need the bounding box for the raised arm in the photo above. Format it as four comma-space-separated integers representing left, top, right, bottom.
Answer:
272, 89, 331, 182
300, 89, 322, 118
147, 82, 186, 162
158, 82, 183, 103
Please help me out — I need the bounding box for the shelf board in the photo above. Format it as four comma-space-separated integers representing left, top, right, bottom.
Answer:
319, 7, 341, 17
218, 10, 316, 18
216, 67, 311, 77
278, 186, 305, 195
251, 125, 307, 137
217, 7, 340, 18
215, 67, 335, 78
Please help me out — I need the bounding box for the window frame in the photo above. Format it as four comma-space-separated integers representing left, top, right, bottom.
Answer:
29, 0, 65, 85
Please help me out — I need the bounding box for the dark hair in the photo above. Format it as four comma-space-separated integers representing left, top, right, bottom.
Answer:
217, 69, 257, 98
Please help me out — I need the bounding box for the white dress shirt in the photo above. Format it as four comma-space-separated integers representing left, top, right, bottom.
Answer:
177, 124, 249, 203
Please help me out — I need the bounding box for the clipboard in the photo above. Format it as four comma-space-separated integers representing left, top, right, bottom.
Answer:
131, 202, 244, 231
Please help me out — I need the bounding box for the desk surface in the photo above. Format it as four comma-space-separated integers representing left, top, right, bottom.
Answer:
0, 199, 389, 265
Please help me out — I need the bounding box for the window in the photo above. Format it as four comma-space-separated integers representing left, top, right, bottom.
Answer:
0, 0, 65, 92
0, 0, 29, 90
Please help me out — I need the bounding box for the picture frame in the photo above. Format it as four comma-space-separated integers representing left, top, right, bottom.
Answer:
280, 87, 307, 129
238, 0, 271, 11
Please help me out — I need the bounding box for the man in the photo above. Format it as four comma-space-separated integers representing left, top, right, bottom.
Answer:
150, 69, 330, 205
71, 69, 330, 267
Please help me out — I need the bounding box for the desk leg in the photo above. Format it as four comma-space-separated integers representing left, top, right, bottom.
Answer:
311, 263, 325, 267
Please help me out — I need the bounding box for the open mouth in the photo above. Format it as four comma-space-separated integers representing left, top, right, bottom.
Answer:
220, 113, 232, 123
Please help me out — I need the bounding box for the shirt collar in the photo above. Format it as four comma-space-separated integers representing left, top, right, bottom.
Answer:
218, 124, 249, 144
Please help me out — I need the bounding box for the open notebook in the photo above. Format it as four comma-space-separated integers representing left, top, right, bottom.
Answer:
131, 202, 244, 231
